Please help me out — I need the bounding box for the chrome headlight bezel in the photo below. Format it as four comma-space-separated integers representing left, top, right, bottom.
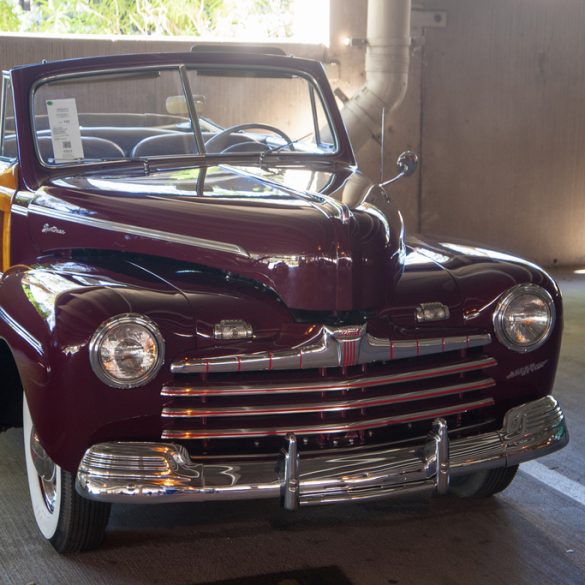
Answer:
493, 284, 556, 353
89, 313, 165, 389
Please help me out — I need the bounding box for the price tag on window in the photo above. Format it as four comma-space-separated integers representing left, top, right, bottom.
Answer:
46, 98, 84, 162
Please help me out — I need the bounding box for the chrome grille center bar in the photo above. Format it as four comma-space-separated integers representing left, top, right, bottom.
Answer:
170, 331, 492, 375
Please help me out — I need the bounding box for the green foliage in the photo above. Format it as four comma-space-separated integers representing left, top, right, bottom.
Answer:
0, 0, 20, 32
0, 0, 296, 37
128, 0, 227, 36
214, 0, 294, 39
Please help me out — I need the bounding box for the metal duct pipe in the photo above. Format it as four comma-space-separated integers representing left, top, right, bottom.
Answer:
341, 0, 412, 153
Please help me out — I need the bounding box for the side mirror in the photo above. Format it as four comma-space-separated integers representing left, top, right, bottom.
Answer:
379, 150, 419, 188
396, 150, 418, 177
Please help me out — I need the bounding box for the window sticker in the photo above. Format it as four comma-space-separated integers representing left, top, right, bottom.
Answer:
46, 99, 84, 162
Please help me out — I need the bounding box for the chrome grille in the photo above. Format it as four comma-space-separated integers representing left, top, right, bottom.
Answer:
162, 399, 494, 440
161, 342, 498, 453
170, 332, 492, 374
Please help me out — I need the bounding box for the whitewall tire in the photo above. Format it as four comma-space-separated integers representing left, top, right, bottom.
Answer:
23, 394, 111, 552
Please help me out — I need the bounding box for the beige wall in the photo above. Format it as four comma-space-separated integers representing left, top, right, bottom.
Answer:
419, 0, 585, 267
330, 0, 585, 267
3, 0, 585, 266
0, 34, 327, 67
329, 0, 422, 232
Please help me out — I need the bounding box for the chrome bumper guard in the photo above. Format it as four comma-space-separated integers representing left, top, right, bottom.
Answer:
76, 396, 568, 507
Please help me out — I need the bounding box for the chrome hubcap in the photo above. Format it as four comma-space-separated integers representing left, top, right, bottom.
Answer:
30, 428, 57, 513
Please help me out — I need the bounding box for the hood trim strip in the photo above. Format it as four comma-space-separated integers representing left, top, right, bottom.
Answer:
28, 203, 250, 258
224, 165, 352, 223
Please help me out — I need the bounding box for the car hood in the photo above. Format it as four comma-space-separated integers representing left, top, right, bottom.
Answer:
28, 165, 404, 312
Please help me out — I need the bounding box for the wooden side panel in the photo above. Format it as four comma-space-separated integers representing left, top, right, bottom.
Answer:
0, 164, 17, 271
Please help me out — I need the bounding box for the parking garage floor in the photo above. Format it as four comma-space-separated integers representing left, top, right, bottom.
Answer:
0, 270, 583, 585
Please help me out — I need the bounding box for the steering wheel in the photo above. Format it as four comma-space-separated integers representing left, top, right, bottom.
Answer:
204, 123, 295, 153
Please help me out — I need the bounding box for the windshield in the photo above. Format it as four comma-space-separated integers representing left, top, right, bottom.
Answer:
30, 64, 338, 166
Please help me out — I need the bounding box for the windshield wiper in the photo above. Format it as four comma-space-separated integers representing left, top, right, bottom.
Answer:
265, 132, 312, 155
259, 132, 313, 169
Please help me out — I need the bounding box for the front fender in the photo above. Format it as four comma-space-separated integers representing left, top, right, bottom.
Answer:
399, 236, 563, 411
0, 261, 195, 471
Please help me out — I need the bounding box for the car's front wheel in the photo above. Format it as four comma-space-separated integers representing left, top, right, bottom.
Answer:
23, 394, 111, 553
449, 465, 519, 498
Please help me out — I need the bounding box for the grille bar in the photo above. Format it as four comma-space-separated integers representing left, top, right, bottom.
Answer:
161, 398, 495, 440
170, 332, 493, 375
162, 357, 497, 398
162, 378, 495, 418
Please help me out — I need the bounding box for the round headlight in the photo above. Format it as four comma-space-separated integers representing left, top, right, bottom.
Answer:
493, 284, 555, 352
89, 314, 165, 388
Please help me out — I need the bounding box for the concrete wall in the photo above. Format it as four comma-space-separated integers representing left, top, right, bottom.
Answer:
420, 0, 585, 266
329, 0, 422, 233
3, 0, 585, 266
330, 0, 585, 267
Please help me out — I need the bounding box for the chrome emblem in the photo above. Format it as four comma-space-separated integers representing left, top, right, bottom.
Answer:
326, 325, 366, 367
328, 324, 366, 340
506, 360, 548, 380
42, 223, 66, 235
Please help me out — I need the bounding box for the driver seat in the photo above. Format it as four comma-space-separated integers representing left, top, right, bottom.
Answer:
130, 133, 198, 158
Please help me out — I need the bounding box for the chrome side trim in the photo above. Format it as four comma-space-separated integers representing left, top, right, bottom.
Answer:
76, 396, 568, 505
28, 203, 250, 258
160, 398, 494, 440
162, 378, 495, 418
163, 357, 497, 397
11, 192, 33, 215
170, 331, 493, 375
10, 205, 29, 216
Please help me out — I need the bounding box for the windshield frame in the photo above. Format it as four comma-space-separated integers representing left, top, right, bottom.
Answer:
28, 61, 341, 171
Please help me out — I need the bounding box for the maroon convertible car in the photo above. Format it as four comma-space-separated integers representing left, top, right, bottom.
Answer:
0, 48, 568, 552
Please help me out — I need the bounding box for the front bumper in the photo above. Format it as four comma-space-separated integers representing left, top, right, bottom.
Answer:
76, 396, 568, 507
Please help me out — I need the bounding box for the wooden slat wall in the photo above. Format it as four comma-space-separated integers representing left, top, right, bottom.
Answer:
0, 34, 327, 69
0, 34, 327, 134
